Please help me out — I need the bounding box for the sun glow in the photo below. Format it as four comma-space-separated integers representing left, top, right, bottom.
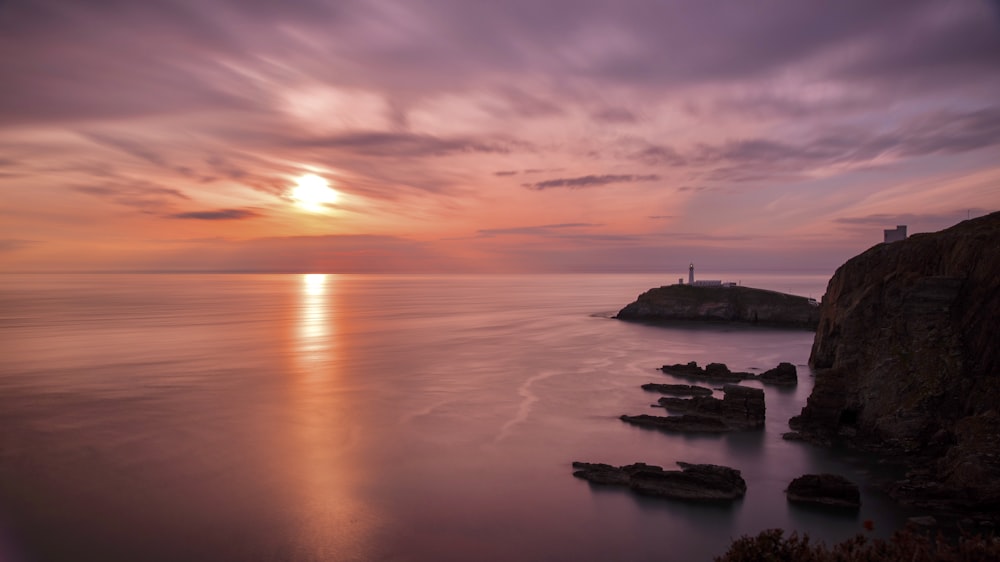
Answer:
292, 174, 339, 212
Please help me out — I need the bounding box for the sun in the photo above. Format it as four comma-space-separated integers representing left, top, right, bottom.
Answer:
292, 174, 338, 211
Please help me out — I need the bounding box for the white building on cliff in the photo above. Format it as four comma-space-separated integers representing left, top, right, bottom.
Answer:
682, 263, 735, 287
884, 225, 907, 243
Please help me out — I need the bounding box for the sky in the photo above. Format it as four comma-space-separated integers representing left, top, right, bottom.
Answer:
1, 0, 999, 274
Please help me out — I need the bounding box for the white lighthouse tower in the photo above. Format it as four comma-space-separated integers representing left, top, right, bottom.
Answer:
689, 263, 694, 284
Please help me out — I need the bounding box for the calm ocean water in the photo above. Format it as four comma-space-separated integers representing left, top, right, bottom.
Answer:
0, 273, 909, 561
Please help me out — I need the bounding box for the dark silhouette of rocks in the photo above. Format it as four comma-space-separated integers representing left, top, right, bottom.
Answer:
786, 474, 861, 509
660, 360, 797, 386
661, 361, 751, 382
758, 362, 798, 386
615, 284, 819, 329
620, 413, 731, 432
571, 461, 746, 502
640, 383, 713, 396
623, 384, 764, 432
789, 211, 1000, 515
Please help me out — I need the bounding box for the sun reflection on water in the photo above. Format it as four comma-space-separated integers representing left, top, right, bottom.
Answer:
297, 274, 332, 366
288, 273, 379, 559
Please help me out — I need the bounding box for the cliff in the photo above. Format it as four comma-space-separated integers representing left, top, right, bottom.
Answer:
616, 285, 819, 329
790, 211, 1000, 512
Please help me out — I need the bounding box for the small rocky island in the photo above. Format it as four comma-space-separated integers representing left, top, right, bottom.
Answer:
661, 361, 799, 386
616, 284, 820, 329
572, 461, 746, 502
788, 211, 1000, 517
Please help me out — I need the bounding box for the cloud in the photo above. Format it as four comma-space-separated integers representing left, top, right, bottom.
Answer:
591, 107, 638, 123
494, 170, 518, 177
0, 239, 39, 252
526, 174, 660, 190
689, 106, 1000, 183
151, 234, 459, 273
168, 208, 262, 220
73, 182, 191, 212
835, 209, 993, 228
628, 144, 686, 167
294, 131, 526, 158
81, 132, 171, 168
476, 223, 602, 237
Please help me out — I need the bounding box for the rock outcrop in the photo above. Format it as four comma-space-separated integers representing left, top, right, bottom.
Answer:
758, 362, 798, 386
789, 212, 1000, 514
785, 474, 861, 509
616, 284, 819, 329
622, 384, 765, 432
661, 361, 798, 386
640, 383, 713, 396
661, 361, 751, 382
571, 461, 746, 502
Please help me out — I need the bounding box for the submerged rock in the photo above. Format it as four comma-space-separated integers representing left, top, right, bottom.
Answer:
786, 474, 861, 509
572, 461, 746, 502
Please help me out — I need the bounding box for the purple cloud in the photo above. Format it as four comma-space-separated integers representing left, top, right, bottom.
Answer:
526, 174, 660, 190
168, 208, 262, 220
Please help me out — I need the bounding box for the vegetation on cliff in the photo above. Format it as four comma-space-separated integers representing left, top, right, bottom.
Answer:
616, 284, 820, 329
715, 527, 1000, 562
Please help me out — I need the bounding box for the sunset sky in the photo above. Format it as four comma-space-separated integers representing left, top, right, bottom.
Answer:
2, 0, 998, 273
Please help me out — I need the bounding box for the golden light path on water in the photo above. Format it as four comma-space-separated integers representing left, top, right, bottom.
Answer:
288, 273, 379, 560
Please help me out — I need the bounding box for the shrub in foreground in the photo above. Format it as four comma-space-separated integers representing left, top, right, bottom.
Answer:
715, 527, 1000, 562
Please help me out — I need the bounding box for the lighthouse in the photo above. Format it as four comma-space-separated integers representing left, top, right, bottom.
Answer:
689, 263, 694, 284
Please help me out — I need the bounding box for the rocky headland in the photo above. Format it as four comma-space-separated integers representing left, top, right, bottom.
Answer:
572, 461, 746, 502
787, 212, 1000, 517
616, 284, 820, 329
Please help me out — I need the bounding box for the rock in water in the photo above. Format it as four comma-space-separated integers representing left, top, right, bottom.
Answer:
623, 384, 764, 432
786, 474, 861, 509
660, 361, 752, 382
758, 362, 797, 386
571, 461, 746, 502
640, 383, 713, 396
790, 211, 1000, 512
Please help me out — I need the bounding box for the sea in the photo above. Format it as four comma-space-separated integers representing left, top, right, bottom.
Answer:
0, 273, 912, 561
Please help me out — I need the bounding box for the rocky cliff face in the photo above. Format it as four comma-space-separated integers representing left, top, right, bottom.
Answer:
790, 212, 1000, 512
616, 285, 819, 329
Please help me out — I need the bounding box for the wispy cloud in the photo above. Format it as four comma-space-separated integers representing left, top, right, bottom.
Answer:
295, 132, 527, 158
73, 182, 191, 212
835, 209, 992, 227
168, 208, 262, 220
690, 106, 1000, 182
476, 223, 602, 237
525, 174, 660, 191
0, 239, 39, 252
